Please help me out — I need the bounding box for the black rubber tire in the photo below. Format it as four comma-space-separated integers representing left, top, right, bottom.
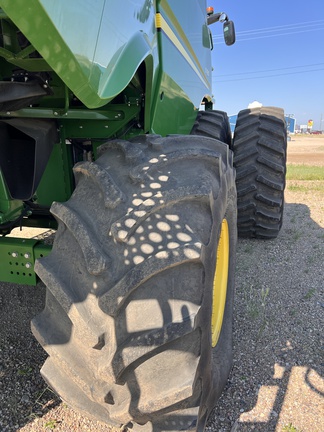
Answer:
32, 134, 237, 431
191, 110, 232, 147
233, 106, 287, 239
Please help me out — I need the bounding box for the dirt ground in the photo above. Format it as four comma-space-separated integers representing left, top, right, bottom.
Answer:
287, 134, 324, 165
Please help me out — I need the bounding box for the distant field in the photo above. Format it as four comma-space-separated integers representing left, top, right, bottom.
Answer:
287, 134, 324, 166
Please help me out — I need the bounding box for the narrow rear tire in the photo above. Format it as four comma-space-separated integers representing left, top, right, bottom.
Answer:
191, 110, 232, 146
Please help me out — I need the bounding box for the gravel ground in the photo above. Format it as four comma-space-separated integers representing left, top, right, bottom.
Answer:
0, 137, 323, 432
206, 184, 324, 432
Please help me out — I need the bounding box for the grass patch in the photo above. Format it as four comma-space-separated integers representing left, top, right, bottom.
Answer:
243, 284, 270, 336
286, 164, 324, 181
292, 231, 302, 241
287, 184, 310, 192
287, 180, 324, 192
17, 367, 32, 376
303, 288, 316, 300
45, 419, 59, 429
282, 423, 303, 432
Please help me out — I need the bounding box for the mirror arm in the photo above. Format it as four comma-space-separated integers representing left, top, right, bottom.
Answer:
207, 12, 227, 26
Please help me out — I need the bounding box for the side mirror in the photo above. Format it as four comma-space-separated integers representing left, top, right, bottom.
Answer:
206, 8, 236, 46
223, 20, 236, 46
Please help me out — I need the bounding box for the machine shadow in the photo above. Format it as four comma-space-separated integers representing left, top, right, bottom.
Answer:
207, 202, 324, 431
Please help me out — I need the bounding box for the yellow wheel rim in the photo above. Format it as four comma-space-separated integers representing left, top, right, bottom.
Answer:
211, 219, 229, 347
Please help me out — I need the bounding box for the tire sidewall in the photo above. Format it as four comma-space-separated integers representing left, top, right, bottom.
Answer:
196, 163, 237, 425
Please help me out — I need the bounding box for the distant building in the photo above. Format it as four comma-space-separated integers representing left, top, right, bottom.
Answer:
286, 115, 296, 133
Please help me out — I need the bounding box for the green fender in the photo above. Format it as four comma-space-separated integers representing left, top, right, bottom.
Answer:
97, 32, 154, 101
0, 0, 156, 109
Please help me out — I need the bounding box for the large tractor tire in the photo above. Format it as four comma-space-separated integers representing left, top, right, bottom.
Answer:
233, 107, 287, 239
32, 134, 237, 431
191, 110, 232, 146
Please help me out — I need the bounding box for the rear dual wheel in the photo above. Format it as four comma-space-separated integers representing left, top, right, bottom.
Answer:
33, 133, 237, 431
193, 107, 287, 239
191, 110, 232, 146
233, 106, 287, 238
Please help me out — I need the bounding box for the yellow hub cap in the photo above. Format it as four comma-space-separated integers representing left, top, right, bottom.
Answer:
211, 219, 229, 347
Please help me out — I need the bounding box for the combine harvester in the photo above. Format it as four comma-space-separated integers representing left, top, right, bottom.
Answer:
0, 1, 286, 430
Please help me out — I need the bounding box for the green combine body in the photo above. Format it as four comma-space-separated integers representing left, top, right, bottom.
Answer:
0, 2, 287, 431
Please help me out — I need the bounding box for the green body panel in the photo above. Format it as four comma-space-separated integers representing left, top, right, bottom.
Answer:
0, 0, 157, 109
0, 236, 51, 285
0, 0, 212, 124
152, 0, 212, 134
0, 171, 23, 225
35, 142, 73, 207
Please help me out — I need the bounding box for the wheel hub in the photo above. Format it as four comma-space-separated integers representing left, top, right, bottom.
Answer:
211, 219, 229, 347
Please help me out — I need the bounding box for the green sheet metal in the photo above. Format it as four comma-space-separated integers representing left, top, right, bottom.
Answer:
0, 170, 23, 226
0, 236, 51, 285
0, 0, 213, 135
151, 0, 212, 134
0, 0, 156, 109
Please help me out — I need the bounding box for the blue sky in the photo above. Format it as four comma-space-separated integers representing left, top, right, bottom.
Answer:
210, 0, 324, 130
